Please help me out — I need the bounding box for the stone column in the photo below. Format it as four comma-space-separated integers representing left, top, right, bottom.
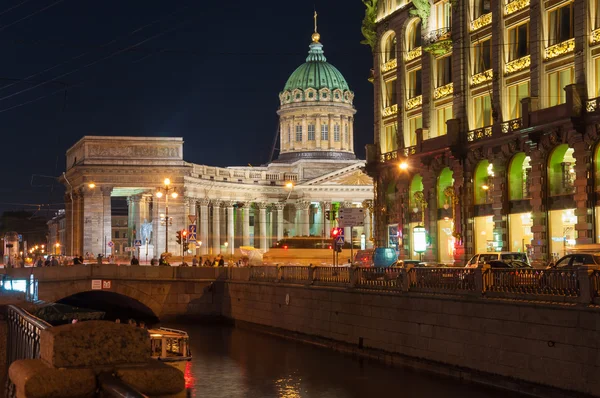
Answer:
328, 114, 334, 149
242, 203, 250, 247
349, 117, 354, 152
152, 195, 161, 254
315, 115, 322, 147
296, 200, 310, 237
82, 186, 103, 257
226, 202, 235, 255
72, 189, 83, 256
258, 203, 268, 252
64, 193, 73, 256
362, 200, 373, 248
491, 159, 509, 251
573, 139, 594, 244
212, 200, 221, 255
274, 202, 285, 241
101, 187, 112, 257
199, 198, 210, 255
529, 149, 548, 265
322, 201, 331, 238
342, 201, 353, 242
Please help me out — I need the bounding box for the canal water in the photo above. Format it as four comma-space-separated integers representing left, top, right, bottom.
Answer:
170, 324, 520, 398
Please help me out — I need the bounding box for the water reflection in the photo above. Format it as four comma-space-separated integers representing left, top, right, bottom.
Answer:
170, 324, 521, 398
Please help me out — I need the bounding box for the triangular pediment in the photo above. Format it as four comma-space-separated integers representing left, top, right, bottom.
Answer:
301, 162, 373, 186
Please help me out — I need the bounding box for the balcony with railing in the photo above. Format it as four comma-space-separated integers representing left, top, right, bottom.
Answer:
382, 103, 398, 118
470, 69, 493, 86
405, 95, 422, 111
504, 0, 529, 15
470, 13, 492, 32
403, 146, 417, 156
381, 58, 398, 73
505, 55, 530, 75
423, 27, 452, 55
467, 126, 493, 142
405, 46, 422, 62
592, 29, 600, 45
544, 38, 575, 60
433, 82, 453, 100
501, 118, 522, 134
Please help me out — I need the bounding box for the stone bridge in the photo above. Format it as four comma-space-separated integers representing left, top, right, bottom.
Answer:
5, 265, 228, 320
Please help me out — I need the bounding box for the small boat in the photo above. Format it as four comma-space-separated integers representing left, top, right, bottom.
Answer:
149, 327, 192, 372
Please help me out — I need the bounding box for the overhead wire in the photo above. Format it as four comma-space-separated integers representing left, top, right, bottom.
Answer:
0, 0, 66, 34
0, 3, 191, 94
0, 0, 33, 18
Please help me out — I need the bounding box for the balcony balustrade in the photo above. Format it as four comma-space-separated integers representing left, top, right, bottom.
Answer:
505, 0, 529, 15
433, 82, 453, 100
467, 126, 493, 142
405, 95, 422, 111
470, 13, 492, 32
501, 118, 522, 134
505, 55, 530, 75
470, 69, 493, 86
380, 150, 398, 163
382, 103, 398, 118
381, 58, 397, 73
544, 38, 575, 60
405, 46, 422, 62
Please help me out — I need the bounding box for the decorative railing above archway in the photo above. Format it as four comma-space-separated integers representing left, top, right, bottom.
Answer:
467, 126, 493, 142
380, 150, 398, 163
544, 38, 575, 60
501, 118, 522, 134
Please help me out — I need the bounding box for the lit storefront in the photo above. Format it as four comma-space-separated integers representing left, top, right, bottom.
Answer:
509, 213, 533, 253
474, 215, 495, 253
548, 209, 576, 261
437, 167, 455, 263
437, 219, 455, 263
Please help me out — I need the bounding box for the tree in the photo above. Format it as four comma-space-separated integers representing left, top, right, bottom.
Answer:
360, 0, 378, 51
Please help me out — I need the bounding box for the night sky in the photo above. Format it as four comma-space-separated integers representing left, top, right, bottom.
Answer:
1, 0, 373, 216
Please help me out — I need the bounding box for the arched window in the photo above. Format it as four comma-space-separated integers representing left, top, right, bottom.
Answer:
437, 167, 454, 209
407, 19, 422, 51
382, 32, 397, 63
474, 160, 493, 204
508, 153, 531, 201
409, 174, 424, 210
548, 144, 575, 196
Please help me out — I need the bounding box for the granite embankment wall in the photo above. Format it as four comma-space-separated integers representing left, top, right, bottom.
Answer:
222, 280, 600, 397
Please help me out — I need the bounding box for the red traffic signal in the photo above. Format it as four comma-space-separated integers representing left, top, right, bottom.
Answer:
182, 230, 187, 237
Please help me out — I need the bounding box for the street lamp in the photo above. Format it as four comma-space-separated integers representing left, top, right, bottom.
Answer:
156, 178, 178, 254
54, 242, 60, 255
399, 161, 408, 171
284, 181, 295, 201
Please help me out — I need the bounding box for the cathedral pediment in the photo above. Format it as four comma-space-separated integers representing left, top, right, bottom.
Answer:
302, 163, 373, 186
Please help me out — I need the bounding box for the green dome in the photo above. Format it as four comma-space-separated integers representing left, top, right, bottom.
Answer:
280, 41, 353, 105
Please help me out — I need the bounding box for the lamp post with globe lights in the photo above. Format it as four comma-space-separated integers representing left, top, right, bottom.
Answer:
156, 178, 178, 254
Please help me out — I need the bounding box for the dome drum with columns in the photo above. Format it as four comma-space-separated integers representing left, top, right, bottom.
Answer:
57, 18, 374, 260
276, 30, 357, 162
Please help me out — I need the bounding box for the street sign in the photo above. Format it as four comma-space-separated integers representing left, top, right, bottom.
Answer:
188, 224, 197, 242
338, 208, 365, 228
17, 234, 22, 242
335, 236, 345, 245
133, 239, 142, 247
107, 241, 114, 248
91, 280, 102, 290
188, 215, 197, 224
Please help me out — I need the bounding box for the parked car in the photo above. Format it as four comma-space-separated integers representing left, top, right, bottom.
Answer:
373, 248, 398, 267
547, 254, 600, 269
465, 252, 530, 268
353, 249, 374, 267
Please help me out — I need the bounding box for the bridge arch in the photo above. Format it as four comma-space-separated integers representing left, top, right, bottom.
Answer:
38, 279, 164, 320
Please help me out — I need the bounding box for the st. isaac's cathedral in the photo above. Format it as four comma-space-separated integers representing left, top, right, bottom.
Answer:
56, 27, 374, 259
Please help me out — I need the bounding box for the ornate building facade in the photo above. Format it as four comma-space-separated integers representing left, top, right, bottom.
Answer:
367, 0, 600, 265
60, 31, 374, 259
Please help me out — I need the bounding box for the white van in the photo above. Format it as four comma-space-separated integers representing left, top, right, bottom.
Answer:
465, 252, 530, 268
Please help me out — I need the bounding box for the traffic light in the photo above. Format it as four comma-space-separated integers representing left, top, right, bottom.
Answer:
325, 210, 330, 220
331, 227, 339, 238
176, 230, 182, 245
183, 241, 189, 252
336, 245, 342, 253
330, 211, 336, 221
182, 230, 187, 240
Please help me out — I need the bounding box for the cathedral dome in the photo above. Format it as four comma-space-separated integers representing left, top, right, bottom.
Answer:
279, 40, 354, 106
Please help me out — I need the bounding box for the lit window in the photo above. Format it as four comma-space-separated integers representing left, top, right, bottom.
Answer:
383, 33, 397, 62
295, 125, 302, 142
473, 0, 491, 19
473, 94, 492, 128
436, 56, 452, 87
548, 2, 574, 46
321, 124, 329, 141
407, 69, 422, 98
473, 38, 491, 74
508, 22, 529, 61
334, 125, 341, 142
406, 116, 422, 146
308, 124, 315, 141
507, 81, 530, 119
408, 20, 421, 50
595, 58, 600, 96
548, 67, 574, 106
385, 78, 397, 107
436, 106, 452, 137
595, 0, 600, 30
382, 123, 397, 152
435, 1, 452, 30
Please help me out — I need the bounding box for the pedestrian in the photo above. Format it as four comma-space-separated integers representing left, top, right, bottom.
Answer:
192, 255, 198, 267
115, 318, 121, 324
44, 257, 50, 267
51, 256, 59, 267
35, 257, 43, 267
79, 255, 84, 264
130, 256, 140, 266
73, 255, 81, 265
139, 321, 146, 329
218, 255, 224, 267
